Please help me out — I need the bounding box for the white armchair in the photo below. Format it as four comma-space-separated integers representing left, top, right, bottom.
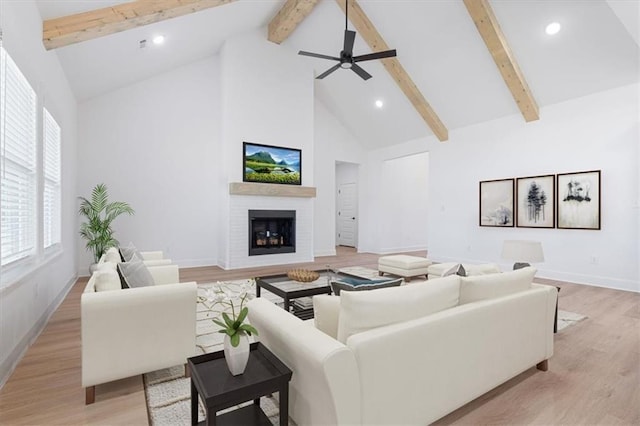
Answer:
82, 264, 197, 404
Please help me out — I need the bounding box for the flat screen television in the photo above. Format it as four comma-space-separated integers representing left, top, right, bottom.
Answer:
243, 142, 302, 185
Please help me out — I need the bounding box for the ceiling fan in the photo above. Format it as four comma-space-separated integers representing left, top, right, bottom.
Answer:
298, 0, 397, 80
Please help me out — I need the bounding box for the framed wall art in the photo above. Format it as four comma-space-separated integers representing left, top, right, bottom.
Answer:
479, 178, 514, 227
556, 170, 601, 230
243, 142, 302, 185
516, 174, 555, 228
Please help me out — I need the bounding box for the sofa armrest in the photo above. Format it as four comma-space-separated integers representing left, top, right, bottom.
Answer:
248, 298, 361, 426
81, 281, 197, 388
148, 264, 180, 285
141, 251, 164, 261
143, 259, 172, 267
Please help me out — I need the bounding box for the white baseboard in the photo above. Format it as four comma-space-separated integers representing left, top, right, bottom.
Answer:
375, 245, 428, 255
314, 249, 337, 257
0, 274, 77, 390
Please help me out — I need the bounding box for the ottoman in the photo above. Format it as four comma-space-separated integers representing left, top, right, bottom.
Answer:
378, 255, 433, 282
427, 262, 501, 280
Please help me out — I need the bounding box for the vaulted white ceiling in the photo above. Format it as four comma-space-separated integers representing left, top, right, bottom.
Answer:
36, 0, 639, 148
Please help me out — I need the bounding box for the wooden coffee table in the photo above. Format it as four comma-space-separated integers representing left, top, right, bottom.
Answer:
188, 342, 292, 426
256, 270, 359, 319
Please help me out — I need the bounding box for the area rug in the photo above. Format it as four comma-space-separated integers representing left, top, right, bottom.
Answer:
556, 309, 587, 332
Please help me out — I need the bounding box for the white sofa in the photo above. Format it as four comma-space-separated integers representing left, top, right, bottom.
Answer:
248, 267, 557, 425
81, 264, 197, 404
100, 246, 172, 267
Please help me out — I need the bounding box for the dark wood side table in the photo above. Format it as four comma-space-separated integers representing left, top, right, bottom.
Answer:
188, 342, 292, 426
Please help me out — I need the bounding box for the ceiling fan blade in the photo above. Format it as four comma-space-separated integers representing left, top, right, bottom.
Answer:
353, 49, 397, 63
316, 63, 342, 79
343, 30, 356, 56
298, 51, 341, 61
351, 63, 372, 80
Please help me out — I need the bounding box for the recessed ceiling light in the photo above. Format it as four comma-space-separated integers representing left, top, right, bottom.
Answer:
545, 22, 561, 35
152, 35, 165, 45
375, 99, 384, 108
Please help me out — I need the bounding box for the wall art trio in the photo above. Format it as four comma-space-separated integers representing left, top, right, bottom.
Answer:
479, 170, 601, 230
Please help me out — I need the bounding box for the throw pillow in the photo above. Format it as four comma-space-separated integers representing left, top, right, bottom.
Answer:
337, 275, 460, 344
330, 277, 403, 296
117, 261, 155, 289
118, 242, 138, 262
459, 266, 536, 304
441, 263, 461, 277
456, 264, 466, 277
93, 269, 121, 292
104, 247, 121, 263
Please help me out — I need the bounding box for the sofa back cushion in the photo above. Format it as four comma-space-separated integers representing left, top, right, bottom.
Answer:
337, 275, 460, 343
93, 269, 121, 292
313, 295, 341, 339
104, 247, 122, 263
459, 266, 536, 304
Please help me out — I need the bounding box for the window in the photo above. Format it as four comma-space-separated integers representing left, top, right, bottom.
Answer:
43, 108, 61, 249
1, 47, 38, 266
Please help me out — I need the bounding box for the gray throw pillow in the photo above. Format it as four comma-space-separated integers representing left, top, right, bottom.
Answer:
331, 277, 403, 296
456, 264, 466, 277
117, 261, 155, 289
118, 242, 139, 262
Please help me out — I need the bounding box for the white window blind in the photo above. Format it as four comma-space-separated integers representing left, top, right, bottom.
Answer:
43, 108, 61, 249
1, 47, 38, 266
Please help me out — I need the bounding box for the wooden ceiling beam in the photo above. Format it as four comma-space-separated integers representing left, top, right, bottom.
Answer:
268, 0, 320, 44
463, 0, 539, 122
335, 0, 448, 142
43, 0, 235, 50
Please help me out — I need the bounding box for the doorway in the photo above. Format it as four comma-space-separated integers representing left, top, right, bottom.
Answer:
336, 162, 359, 248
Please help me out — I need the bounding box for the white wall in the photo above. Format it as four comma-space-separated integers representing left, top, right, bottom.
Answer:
314, 99, 366, 256
372, 84, 638, 291
359, 146, 430, 254
0, 1, 78, 386
77, 57, 220, 272
219, 29, 315, 268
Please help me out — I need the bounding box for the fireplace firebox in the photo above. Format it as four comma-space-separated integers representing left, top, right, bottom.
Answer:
248, 210, 295, 256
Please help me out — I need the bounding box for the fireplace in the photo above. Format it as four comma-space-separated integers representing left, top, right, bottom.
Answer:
248, 210, 295, 256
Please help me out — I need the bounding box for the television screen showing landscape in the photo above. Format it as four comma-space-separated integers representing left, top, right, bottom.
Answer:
243, 142, 301, 185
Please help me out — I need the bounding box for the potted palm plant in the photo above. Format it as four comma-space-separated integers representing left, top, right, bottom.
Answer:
79, 183, 134, 270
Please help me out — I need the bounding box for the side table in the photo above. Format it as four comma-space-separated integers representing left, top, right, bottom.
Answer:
188, 342, 292, 426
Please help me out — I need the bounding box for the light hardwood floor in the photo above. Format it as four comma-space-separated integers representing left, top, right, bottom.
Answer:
0, 247, 638, 425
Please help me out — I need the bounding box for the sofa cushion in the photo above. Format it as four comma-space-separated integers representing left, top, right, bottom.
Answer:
313, 295, 341, 339
93, 269, 121, 292
337, 275, 460, 343
459, 266, 536, 304
331, 277, 403, 296
117, 261, 155, 289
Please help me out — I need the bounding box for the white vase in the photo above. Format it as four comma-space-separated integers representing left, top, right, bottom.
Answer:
223, 334, 250, 376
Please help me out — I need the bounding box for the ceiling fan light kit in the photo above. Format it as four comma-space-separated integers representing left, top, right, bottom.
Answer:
298, 0, 397, 80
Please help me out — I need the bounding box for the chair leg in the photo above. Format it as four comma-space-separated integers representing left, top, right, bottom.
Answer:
185, 363, 191, 378
85, 386, 95, 404
536, 360, 548, 371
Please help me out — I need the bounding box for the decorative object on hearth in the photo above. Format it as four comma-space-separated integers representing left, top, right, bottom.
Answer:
479, 178, 514, 227
287, 269, 320, 283
298, 0, 397, 80
203, 280, 259, 376
516, 174, 555, 228
78, 183, 134, 268
556, 170, 601, 230
243, 142, 301, 185
502, 240, 544, 270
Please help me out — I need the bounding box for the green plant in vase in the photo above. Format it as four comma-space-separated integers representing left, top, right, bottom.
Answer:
78, 183, 134, 264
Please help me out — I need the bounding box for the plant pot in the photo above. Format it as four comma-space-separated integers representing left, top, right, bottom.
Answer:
223, 334, 250, 376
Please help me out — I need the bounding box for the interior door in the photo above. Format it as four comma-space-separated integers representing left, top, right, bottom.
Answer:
337, 183, 357, 247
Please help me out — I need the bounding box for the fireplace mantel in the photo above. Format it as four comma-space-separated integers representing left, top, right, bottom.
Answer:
229, 182, 316, 198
